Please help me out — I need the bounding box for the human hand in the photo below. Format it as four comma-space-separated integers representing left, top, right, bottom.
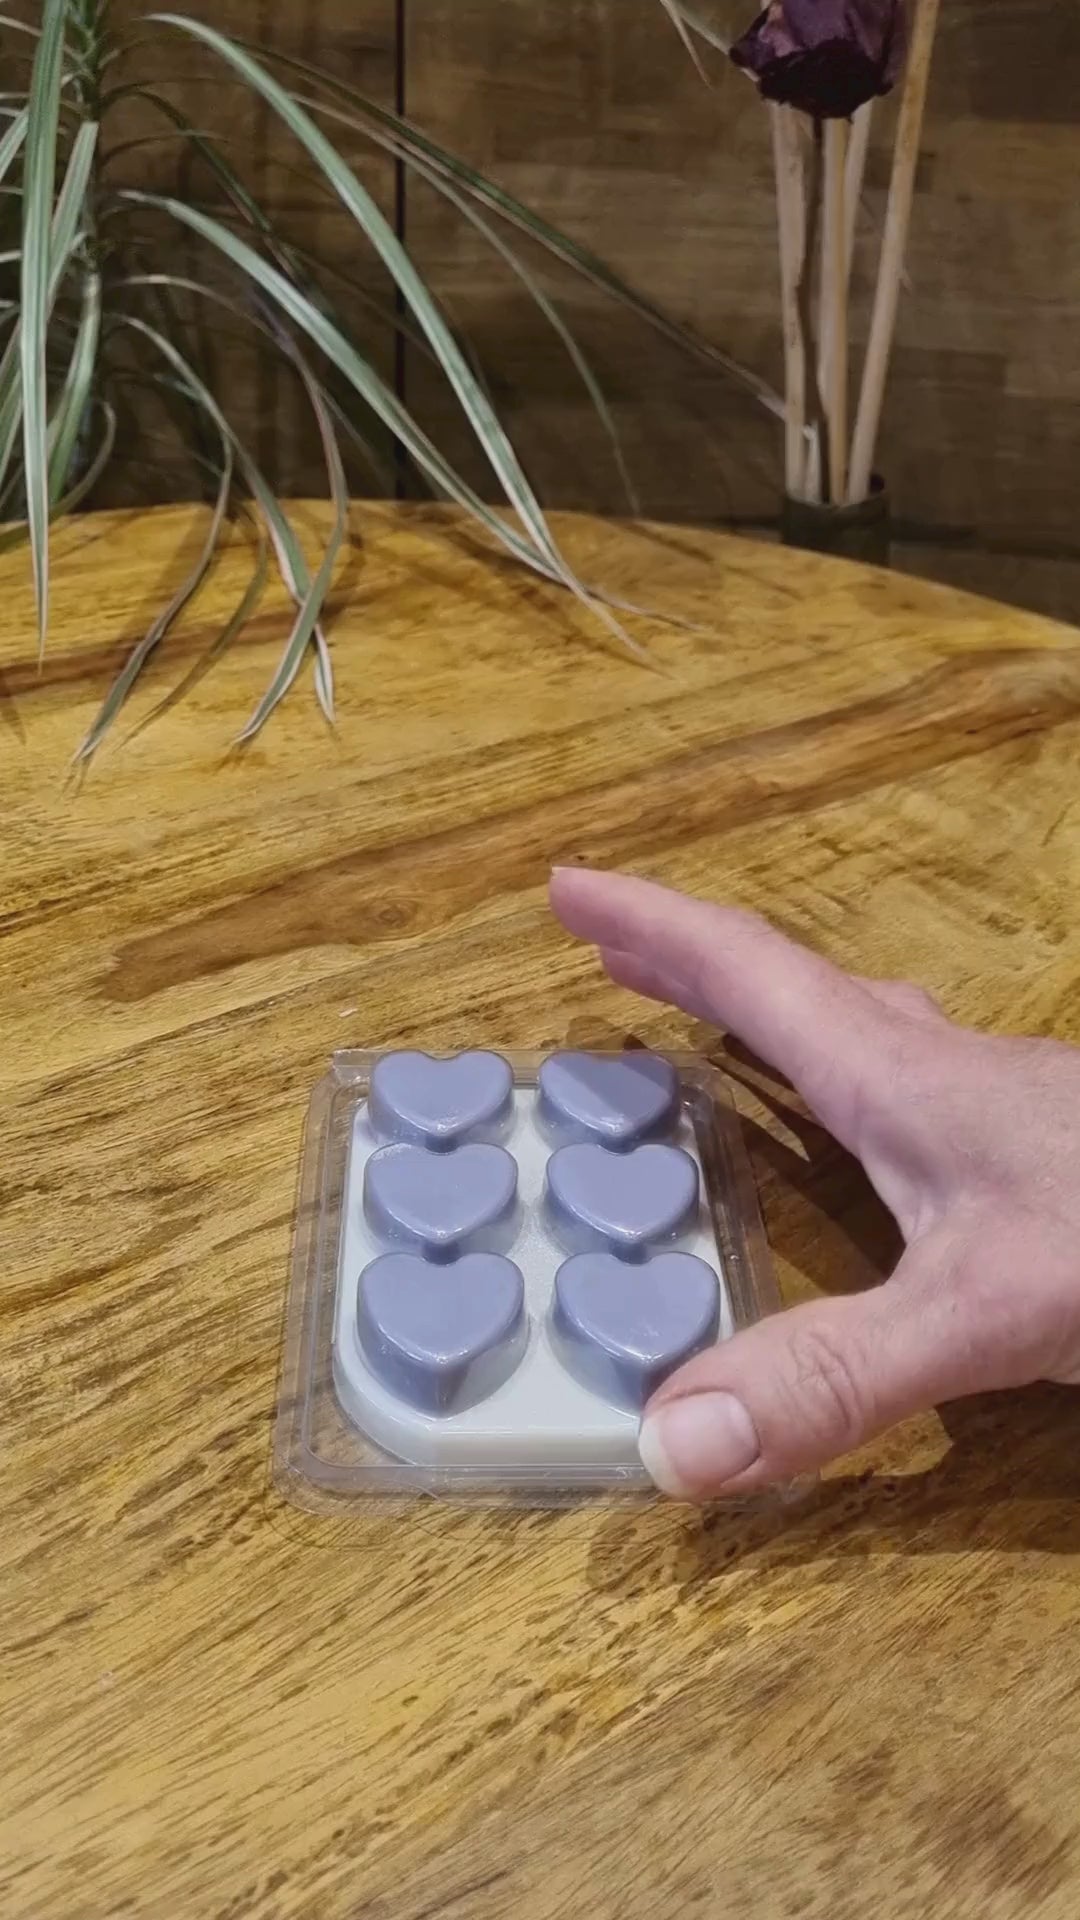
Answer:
550, 866, 1080, 1500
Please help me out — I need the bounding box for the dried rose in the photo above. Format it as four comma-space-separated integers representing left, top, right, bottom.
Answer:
731, 0, 907, 119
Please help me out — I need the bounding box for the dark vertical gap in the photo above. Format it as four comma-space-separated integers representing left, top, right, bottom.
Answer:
295, 0, 321, 499
393, 0, 409, 497
254, 0, 276, 485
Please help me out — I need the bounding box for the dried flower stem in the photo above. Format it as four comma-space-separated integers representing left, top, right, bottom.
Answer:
806, 100, 871, 503
848, 0, 941, 502
799, 121, 828, 501
844, 100, 874, 284
769, 103, 808, 498
821, 115, 849, 503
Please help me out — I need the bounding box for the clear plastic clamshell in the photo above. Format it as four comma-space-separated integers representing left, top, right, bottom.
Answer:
274, 1048, 782, 1509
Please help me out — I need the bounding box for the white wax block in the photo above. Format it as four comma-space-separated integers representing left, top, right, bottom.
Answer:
332, 1086, 734, 1474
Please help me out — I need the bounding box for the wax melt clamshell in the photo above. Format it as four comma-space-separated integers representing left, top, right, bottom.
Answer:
276, 1048, 786, 1510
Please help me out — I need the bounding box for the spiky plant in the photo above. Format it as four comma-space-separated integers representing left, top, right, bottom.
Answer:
2, 0, 777, 756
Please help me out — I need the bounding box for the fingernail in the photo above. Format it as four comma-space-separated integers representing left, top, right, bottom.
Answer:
638, 1393, 760, 1499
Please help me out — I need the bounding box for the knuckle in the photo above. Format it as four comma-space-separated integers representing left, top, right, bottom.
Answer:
876, 1014, 959, 1111
847, 1020, 923, 1136
951, 1233, 1058, 1385
697, 908, 772, 994
860, 976, 948, 1026
896, 981, 945, 1021
782, 1321, 870, 1452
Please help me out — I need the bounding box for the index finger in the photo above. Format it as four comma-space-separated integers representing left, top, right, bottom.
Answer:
549, 866, 896, 1148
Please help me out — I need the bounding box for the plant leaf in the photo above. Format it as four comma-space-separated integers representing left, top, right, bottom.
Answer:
295, 362, 343, 727
19, 0, 66, 654
148, 16, 574, 578
47, 264, 100, 504
119, 301, 328, 563
118, 195, 554, 575
119, 281, 647, 660
52, 394, 115, 513
127, 506, 269, 737
116, 89, 406, 482
0, 106, 28, 187
114, 310, 344, 739
664, 4, 732, 57
367, 131, 640, 516
234, 346, 345, 742
74, 434, 234, 762
0, 115, 98, 501
657, 0, 710, 81
247, 43, 784, 421
45, 118, 97, 274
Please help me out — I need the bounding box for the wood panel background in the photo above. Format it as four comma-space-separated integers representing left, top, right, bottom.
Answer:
84, 0, 400, 503
400, 0, 1080, 621
7, 0, 1080, 621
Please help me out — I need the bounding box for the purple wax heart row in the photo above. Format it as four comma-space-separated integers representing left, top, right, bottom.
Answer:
363, 1140, 701, 1261
357, 1249, 720, 1417
367, 1048, 681, 1151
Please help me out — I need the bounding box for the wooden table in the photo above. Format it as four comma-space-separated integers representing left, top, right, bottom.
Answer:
6, 501, 1080, 1920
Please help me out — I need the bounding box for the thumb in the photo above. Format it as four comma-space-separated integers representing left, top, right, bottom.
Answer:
637, 1236, 998, 1498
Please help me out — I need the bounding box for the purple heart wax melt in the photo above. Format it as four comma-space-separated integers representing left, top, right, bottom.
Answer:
544, 1141, 698, 1256
358, 1252, 527, 1414
368, 1050, 514, 1150
364, 1142, 519, 1260
551, 1251, 720, 1411
537, 1050, 679, 1149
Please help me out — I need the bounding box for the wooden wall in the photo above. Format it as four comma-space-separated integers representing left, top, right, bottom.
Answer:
79, 0, 399, 504
20, 0, 1080, 621
399, 0, 1080, 621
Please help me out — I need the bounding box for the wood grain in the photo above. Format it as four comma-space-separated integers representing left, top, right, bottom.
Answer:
6, 502, 1080, 1919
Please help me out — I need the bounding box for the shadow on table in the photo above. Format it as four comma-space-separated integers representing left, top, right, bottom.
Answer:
582, 1382, 1080, 1603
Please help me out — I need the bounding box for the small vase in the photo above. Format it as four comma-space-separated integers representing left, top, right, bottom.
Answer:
780, 477, 890, 568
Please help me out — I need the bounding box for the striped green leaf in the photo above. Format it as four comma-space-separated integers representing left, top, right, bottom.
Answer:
0, 117, 98, 499
148, 17, 569, 576
128, 506, 270, 738
378, 135, 639, 516
235, 346, 345, 742
115, 312, 347, 740
19, 0, 66, 652
244, 42, 783, 420
123, 211, 647, 652
0, 107, 28, 188
75, 436, 234, 762
657, 0, 710, 80
48, 265, 100, 505
119, 195, 556, 577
